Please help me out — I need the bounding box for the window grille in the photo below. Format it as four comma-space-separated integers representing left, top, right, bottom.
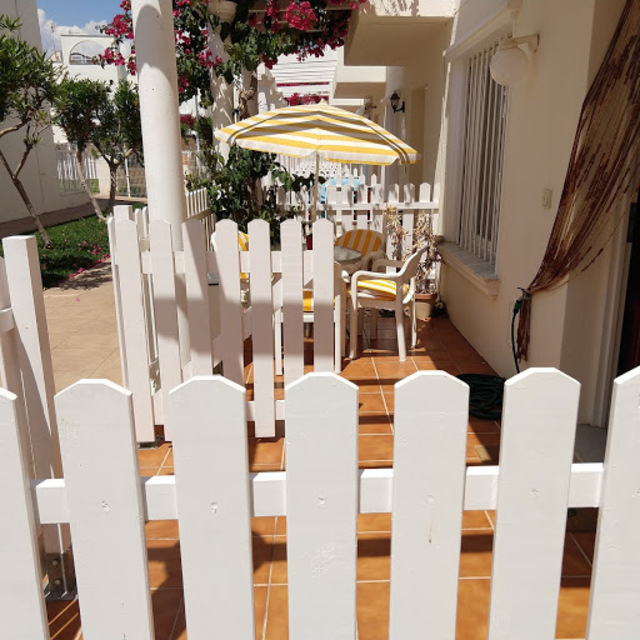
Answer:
458, 42, 509, 266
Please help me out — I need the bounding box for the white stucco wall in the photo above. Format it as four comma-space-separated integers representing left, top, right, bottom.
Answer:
439, 0, 627, 424
0, 0, 88, 224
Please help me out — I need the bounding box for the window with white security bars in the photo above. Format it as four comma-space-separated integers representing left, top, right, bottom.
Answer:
458, 41, 509, 266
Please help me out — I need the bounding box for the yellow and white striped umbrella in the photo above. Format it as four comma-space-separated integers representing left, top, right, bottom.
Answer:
214, 103, 419, 166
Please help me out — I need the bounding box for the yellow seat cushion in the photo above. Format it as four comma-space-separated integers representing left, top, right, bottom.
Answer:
356, 278, 409, 300
335, 230, 384, 255
302, 289, 339, 312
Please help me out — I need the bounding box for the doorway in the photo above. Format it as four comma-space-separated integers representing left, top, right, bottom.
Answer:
617, 188, 640, 375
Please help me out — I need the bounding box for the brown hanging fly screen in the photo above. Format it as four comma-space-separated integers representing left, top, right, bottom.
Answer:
516, 0, 640, 361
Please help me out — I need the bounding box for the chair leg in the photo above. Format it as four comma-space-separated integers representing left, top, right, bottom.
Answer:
410, 300, 417, 348
370, 309, 378, 339
396, 303, 406, 361
274, 310, 283, 376
350, 306, 359, 359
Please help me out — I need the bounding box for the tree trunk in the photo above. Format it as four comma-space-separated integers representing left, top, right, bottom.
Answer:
107, 163, 118, 214
75, 149, 105, 221
0, 147, 53, 247
237, 71, 258, 120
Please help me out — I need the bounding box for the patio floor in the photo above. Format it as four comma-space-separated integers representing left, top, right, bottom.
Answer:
42, 266, 596, 639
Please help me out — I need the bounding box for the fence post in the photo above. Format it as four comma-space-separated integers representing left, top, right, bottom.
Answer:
286, 373, 359, 639
587, 366, 640, 638
0, 389, 50, 639
2, 236, 74, 597
55, 380, 154, 639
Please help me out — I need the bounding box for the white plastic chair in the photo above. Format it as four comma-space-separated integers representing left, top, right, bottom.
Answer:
349, 248, 426, 361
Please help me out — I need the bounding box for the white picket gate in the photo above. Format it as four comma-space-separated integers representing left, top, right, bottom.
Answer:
3, 367, 640, 638
0, 236, 72, 594
109, 206, 339, 442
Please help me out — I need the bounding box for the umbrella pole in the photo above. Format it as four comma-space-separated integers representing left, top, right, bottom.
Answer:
313, 153, 319, 221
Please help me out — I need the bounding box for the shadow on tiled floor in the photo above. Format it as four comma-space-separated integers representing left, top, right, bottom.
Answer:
44, 296, 595, 639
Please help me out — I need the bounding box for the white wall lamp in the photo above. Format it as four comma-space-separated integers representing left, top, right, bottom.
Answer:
389, 91, 405, 113
489, 34, 539, 86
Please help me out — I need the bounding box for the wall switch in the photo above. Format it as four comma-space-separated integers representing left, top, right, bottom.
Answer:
542, 188, 552, 209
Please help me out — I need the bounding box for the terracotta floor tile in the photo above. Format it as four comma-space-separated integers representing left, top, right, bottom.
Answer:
264, 584, 289, 640
357, 582, 390, 640
358, 513, 392, 533
466, 433, 501, 461
359, 414, 393, 435
275, 515, 287, 535
562, 535, 593, 577
358, 435, 394, 465
456, 578, 491, 639
374, 361, 418, 379
252, 516, 277, 537
468, 416, 501, 434
137, 443, 172, 468
253, 534, 274, 585
253, 586, 269, 640
157, 466, 175, 476
344, 377, 383, 392
556, 577, 591, 639
462, 510, 493, 530
270, 537, 288, 584
151, 588, 183, 640
248, 438, 284, 466
570, 531, 595, 564
47, 600, 82, 640
358, 532, 391, 581
146, 519, 180, 540
455, 361, 497, 375
359, 393, 387, 413
459, 530, 494, 578
147, 539, 183, 588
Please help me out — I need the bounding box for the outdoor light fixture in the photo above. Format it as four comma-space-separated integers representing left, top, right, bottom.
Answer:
489, 34, 539, 86
390, 91, 405, 113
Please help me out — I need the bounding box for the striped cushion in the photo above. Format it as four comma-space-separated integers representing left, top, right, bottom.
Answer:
335, 230, 383, 255
357, 278, 408, 300
238, 232, 249, 251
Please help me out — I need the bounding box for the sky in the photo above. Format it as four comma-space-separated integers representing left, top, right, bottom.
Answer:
37, 1, 123, 54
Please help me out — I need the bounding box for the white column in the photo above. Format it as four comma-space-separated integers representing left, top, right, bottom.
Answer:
209, 4, 236, 159
132, 0, 187, 247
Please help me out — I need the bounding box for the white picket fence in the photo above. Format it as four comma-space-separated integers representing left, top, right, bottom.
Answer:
0, 236, 72, 594
109, 206, 339, 442
56, 146, 99, 194
3, 367, 640, 638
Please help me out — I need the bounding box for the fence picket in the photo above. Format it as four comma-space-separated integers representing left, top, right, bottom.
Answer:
312, 219, 334, 372
215, 221, 245, 385
286, 373, 359, 639
170, 377, 254, 639
488, 368, 580, 640
587, 367, 640, 638
182, 219, 213, 377
3, 236, 69, 557
150, 220, 183, 440
114, 218, 155, 441
389, 371, 469, 639
55, 381, 154, 639
249, 220, 276, 436
0, 389, 49, 640
281, 219, 304, 386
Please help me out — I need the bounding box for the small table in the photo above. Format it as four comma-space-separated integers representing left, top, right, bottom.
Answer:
334, 246, 362, 275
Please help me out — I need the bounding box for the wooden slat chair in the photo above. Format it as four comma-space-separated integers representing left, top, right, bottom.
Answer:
349, 248, 426, 361
334, 229, 386, 274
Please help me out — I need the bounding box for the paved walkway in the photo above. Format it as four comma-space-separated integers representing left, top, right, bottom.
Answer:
44, 262, 122, 393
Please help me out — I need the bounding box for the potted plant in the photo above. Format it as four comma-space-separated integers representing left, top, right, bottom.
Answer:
385, 206, 442, 320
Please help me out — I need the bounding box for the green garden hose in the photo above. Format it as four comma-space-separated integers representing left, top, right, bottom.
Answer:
456, 373, 505, 420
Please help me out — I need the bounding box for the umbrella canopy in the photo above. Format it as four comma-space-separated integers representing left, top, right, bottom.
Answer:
214, 103, 419, 166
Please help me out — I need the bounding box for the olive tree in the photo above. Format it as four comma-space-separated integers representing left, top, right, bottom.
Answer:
0, 15, 61, 246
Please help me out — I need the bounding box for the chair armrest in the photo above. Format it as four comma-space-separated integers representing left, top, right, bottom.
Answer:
371, 257, 404, 272
361, 249, 386, 271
